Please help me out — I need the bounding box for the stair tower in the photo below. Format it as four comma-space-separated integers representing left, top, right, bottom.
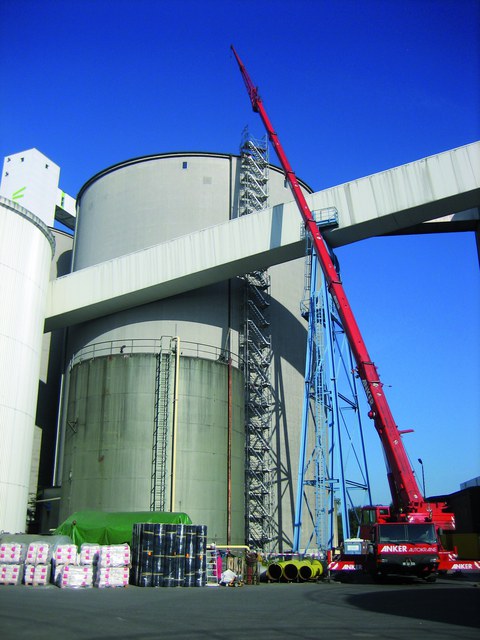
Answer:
238, 129, 276, 550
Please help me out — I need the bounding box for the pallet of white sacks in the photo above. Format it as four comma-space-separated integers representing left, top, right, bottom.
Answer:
0, 564, 23, 586
24, 563, 51, 587
54, 543, 131, 588
0, 539, 132, 588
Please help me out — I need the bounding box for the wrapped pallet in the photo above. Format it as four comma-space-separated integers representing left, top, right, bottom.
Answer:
96, 543, 130, 568
0, 543, 26, 564
58, 564, 93, 589
131, 523, 207, 587
79, 543, 101, 566
94, 565, 130, 588
94, 544, 131, 588
25, 541, 52, 565
0, 564, 23, 586
24, 564, 51, 587
53, 543, 78, 565
0, 542, 26, 586
52, 543, 79, 586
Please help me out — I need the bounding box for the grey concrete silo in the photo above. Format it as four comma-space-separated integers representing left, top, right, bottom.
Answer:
57, 152, 310, 548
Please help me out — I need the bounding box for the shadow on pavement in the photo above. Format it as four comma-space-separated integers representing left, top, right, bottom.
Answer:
346, 588, 480, 628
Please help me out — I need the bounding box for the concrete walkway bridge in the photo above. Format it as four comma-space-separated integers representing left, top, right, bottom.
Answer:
45, 141, 479, 332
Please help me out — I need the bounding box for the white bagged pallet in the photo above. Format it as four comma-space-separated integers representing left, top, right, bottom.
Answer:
25, 542, 52, 565
95, 565, 130, 588
97, 543, 130, 567
24, 564, 51, 586
53, 544, 78, 565
52, 546, 78, 586
0, 543, 26, 564
79, 543, 101, 565
59, 564, 93, 588
0, 564, 23, 585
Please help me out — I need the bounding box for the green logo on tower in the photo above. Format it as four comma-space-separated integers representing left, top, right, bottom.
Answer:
12, 186, 26, 200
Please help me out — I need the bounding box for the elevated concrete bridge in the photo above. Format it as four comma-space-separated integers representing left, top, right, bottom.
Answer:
45, 141, 479, 332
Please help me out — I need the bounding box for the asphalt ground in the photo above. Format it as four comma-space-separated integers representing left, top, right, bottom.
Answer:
0, 574, 479, 640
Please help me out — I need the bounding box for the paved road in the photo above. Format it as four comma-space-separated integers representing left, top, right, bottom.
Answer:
0, 575, 479, 639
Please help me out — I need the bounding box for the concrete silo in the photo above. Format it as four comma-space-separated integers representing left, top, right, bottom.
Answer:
0, 148, 75, 533
0, 197, 55, 532
57, 152, 310, 548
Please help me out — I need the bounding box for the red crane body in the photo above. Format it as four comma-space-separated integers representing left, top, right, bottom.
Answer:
231, 45, 453, 529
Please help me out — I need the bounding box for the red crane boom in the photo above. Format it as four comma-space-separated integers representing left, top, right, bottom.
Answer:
231, 45, 452, 527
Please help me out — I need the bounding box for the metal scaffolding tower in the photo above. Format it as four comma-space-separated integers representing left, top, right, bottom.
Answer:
238, 129, 276, 550
293, 210, 372, 553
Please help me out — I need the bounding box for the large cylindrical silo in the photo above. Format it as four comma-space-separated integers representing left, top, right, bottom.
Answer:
0, 197, 55, 532
58, 152, 310, 547
61, 343, 244, 543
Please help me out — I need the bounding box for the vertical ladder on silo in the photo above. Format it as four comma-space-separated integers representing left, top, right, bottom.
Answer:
150, 344, 172, 511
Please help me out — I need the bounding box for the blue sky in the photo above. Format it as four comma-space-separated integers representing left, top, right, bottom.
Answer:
1, 0, 479, 505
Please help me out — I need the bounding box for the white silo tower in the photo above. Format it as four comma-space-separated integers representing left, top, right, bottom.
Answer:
0, 149, 74, 533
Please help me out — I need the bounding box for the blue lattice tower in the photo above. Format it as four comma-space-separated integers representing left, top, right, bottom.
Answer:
293, 215, 372, 554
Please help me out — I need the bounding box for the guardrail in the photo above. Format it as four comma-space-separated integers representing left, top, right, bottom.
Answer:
69, 337, 242, 370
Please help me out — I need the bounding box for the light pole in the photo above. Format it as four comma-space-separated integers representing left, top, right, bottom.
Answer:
418, 458, 426, 498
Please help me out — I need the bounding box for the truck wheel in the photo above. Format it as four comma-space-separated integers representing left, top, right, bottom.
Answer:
424, 574, 437, 583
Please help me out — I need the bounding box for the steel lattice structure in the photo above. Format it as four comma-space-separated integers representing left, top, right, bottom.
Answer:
293, 216, 372, 553
238, 129, 277, 550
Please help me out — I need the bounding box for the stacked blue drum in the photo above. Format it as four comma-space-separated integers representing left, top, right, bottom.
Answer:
132, 523, 207, 587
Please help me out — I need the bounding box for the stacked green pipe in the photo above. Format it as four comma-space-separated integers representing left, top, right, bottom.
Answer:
265, 558, 324, 582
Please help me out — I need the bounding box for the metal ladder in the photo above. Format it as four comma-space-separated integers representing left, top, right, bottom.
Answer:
150, 343, 172, 511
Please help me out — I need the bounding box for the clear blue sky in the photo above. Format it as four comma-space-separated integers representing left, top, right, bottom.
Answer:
1, 0, 479, 505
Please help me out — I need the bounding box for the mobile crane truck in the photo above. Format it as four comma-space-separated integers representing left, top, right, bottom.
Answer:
231, 46, 480, 582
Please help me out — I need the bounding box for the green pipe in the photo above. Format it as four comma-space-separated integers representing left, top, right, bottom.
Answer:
289, 560, 313, 581
265, 561, 283, 581
281, 561, 299, 581
265, 558, 324, 582
266, 560, 298, 581
289, 559, 324, 581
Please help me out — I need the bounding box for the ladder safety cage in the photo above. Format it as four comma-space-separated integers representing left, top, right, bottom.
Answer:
150, 337, 176, 512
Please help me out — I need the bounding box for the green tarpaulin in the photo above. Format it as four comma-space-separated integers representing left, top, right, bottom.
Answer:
54, 510, 192, 548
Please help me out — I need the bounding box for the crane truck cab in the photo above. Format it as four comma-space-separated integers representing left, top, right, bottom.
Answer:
328, 506, 440, 581
366, 521, 439, 581
360, 506, 439, 581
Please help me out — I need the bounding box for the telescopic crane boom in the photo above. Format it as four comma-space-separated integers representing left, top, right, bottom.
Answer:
231, 45, 452, 528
